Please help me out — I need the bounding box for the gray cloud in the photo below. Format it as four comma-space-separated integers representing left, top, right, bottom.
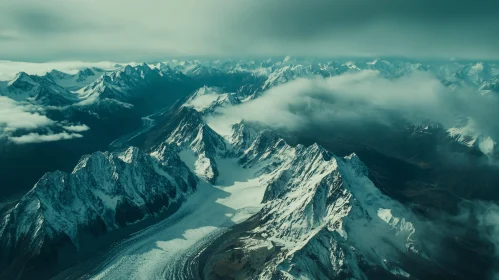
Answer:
8, 8, 83, 35
234, 0, 499, 59
0, 0, 497, 61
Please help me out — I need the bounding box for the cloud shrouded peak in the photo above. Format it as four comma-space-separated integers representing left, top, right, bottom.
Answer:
0, 0, 498, 62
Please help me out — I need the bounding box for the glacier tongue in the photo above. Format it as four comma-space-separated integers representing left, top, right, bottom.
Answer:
90, 156, 268, 280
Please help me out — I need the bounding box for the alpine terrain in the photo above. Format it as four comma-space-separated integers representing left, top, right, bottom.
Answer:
1, 58, 498, 280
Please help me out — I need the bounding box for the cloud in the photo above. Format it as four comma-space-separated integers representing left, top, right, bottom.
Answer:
0, 96, 54, 132
62, 124, 90, 132
0, 96, 90, 144
216, 71, 496, 132
9, 132, 83, 144
209, 71, 499, 163
0, 0, 497, 61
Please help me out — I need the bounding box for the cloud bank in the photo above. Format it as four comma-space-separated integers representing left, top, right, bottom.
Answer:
0, 97, 89, 144
0, 0, 497, 61
217, 71, 497, 133
0, 97, 53, 132
210, 71, 499, 158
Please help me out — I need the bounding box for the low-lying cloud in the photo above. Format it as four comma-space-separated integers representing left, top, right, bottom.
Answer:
213, 70, 499, 157
9, 132, 83, 144
0, 96, 54, 132
62, 124, 90, 132
0, 96, 90, 144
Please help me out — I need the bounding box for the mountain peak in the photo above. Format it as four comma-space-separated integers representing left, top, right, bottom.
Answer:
193, 85, 223, 97
8, 71, 34, 86
0, 146, 197, 260
48, 69, 72, 79
78, 68, 95, 77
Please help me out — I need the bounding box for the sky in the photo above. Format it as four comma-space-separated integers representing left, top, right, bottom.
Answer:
0, 0, 498, 62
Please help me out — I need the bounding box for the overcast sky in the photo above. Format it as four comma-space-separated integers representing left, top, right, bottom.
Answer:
0, 0, 498, 62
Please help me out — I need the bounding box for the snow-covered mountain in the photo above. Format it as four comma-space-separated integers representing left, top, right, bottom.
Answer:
182, 86, 240, 114
151, 62, 191, 82
4, 58, 497, 111
0, 63, 194, 109
0, 72, 78, 106
158, 58, 499, 99
149, 106, 228, 184
197, 122, 425, 280
74, 63, 198, 117
45, 68, 107, 91
0, 146, 197, 279
0, 92, 430, 279
76, 64, 164, 103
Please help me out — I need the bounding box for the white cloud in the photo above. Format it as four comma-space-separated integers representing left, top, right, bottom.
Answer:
63, 124, 90, 132
9, 132, 83, 144
0, 96, 53, 131
0, 96, 91, 144
215, 71, 498, 134
212, 71, 453, 130
210, 70, 499, 158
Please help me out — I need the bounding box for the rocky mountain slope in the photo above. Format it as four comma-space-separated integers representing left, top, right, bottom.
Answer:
44, 68, 107, 91
0, 146, 197, 279
0, 72, 78, 106
200, 123, 426, 280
